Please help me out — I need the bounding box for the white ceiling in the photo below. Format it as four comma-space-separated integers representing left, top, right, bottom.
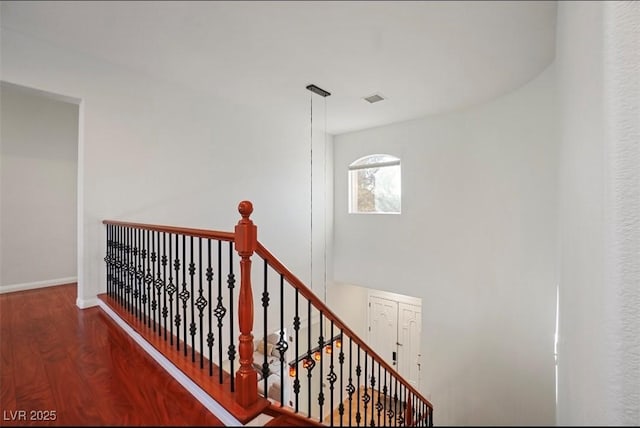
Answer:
1, 1, 557, 135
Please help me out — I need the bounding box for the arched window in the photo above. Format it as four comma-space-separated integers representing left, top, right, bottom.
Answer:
348, 154, 401, 214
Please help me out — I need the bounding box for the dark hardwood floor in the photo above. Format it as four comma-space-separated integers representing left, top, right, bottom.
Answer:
0, 284, 223, 426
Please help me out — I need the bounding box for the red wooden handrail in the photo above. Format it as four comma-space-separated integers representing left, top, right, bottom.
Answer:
101, 220, 235, 242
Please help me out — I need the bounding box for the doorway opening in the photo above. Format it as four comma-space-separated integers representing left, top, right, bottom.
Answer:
0, 81, 84, 305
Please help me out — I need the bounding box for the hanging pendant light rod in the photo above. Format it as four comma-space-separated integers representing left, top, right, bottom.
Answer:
306, 84, 331, 98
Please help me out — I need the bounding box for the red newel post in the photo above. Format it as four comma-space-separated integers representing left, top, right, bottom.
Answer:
234, 200, 258, 407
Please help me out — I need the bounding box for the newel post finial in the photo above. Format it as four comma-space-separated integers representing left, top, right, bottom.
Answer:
234, 200, 258, 407
238, 200, 253, 219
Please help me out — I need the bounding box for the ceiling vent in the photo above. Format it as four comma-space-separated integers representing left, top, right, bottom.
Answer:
363, 93, 385, 104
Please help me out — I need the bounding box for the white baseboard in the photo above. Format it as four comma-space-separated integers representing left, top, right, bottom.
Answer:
76, 297, 99, 309
97, 300, 242, 426
0, 277, 77, 294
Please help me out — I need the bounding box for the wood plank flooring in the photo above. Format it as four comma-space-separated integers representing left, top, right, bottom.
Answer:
0, 284, 223, 426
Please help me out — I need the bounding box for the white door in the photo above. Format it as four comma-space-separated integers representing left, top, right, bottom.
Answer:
368, 296, 398, 367
368, 295, 421, 389
398, 303, 421, 389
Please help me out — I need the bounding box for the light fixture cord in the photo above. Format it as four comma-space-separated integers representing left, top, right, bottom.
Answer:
323, 96, 328, 304
310, 90, 313, 292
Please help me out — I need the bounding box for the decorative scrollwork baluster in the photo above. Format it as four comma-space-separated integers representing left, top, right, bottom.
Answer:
206, 239, 214, 376
161, 232, 168, 340
189, 236, 196, 363
293, 289, 300, 413
318, 311, 324, 422
276, 274, 288, 406
195, 237, 208, 369
173, 234, 181, 351
226, 241, 236, 392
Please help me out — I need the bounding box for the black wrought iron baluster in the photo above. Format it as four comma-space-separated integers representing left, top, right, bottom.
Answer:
195, 237, 207, 368
425, 402, 429, 427
122, 226, 126, 304
112, 225, 117, 300
393, 377, 399, 427
307, 300, 314, 418
339, 329, 344, 427
106, 225, 111, 296
104, 225, 110, 296
174, 233, 181, 351
161, 232, 168, 340
422, 402, 427, 427
132, 228, 136, 318
167, 233, 176, 346
318, 311, 324, 423
109, 225, 118, 300
120, 226, 124, 303
363, 351, 369, 427
120, 226, 125, 303
121, 226, 126, 304
136, 229, 143, 320
142, 230, 153, 327
132, 227, 137, 317
347, 337, 354, 427
429, 403, 433, 427
356, 344, 362, 426
276, 274, 288, 406
328, 320, 336, 427
180, 235, 189, 357
121, 226, 126, 306
369, 354, 376, 427
405, 388, 416, 426
261, 259, 269, 398
215, 240, 225, 384
403, 384, 407, 426
146, 229, 152, 327
385, 368, 392, 427
154, 231, 162, 335
121, 227, 126, 305
397, 383, 404, 427
127, 227, 133, 313
376, 361, 382, 427
293, 289, 300, 413
150, 231, 156, 331
189, 236, 196, 363
206, 239, 214, 376
227, 241, 236, 392
112, 226, 117, 299
412, 393, 416, 427
107, 225, 112, 297
122, 227, 127, 310
146, 230, 153, 328
111, 225, 116, 300
140, 230, 150, 323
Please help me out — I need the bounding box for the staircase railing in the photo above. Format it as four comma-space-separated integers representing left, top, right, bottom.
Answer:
102, 201, 433, 426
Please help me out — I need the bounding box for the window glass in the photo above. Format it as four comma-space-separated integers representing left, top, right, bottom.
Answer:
349, 154, 401, 214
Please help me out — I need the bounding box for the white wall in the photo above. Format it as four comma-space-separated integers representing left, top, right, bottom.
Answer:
0, 27, 333, 308
0, 83, 78, 289
331, 65, 558, 425
556, 1, 640, 425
